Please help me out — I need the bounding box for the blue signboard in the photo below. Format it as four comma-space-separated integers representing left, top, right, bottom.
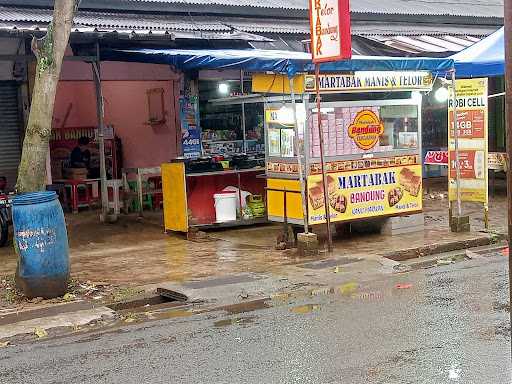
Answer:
179, 96, 202, 158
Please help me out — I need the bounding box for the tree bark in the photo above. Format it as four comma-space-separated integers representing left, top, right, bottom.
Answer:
16, 0, 78, 193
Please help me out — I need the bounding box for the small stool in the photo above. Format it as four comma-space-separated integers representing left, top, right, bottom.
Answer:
148, 176, 163, 210
106, 179, 124, 215
62, 181, 91, 213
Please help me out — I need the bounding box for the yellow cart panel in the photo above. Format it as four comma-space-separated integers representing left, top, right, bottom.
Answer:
267, 178, 304, 223
162, 162, 188, 232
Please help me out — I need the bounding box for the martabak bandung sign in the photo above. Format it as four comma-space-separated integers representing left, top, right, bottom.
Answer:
309, 0, 351, 63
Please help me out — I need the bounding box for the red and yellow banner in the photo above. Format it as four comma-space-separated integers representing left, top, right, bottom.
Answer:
448, 78, 488, 204
307, 165, 423, 224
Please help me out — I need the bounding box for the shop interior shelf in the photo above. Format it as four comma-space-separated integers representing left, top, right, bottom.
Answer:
186, 167, 265, 177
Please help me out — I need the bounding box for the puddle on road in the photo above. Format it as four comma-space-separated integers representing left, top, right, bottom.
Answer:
145, 309, 194, 320
309, 282, 359, 297
214, 316, 256, 328
290, 304, 322, 314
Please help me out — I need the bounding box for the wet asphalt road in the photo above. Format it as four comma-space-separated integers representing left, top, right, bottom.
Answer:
1, 253, 511, 384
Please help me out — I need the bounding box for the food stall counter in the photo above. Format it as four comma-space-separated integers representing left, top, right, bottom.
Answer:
162, 160, 267, 232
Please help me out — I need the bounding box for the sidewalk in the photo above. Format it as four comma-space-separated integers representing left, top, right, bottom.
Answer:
0, 180, 506, 311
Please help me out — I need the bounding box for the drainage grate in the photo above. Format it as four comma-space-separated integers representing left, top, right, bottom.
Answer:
157, 288, 189, 302
299, 257, 361, 270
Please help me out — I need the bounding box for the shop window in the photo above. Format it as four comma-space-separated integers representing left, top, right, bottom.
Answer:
380, 105, 419, 150
146, 88, 166, 125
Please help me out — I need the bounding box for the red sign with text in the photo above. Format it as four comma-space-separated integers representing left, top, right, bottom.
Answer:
449, 150, 485, 180
424, 150, 448, 165
449, 109, 485, 139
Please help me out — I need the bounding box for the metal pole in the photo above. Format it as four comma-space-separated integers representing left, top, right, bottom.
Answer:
315, 64, 332, 251
289, 76, 309, 234
451, 69, 462, 217
503, 0, 512, 361
92, 43, 109, 222
240, 69, 247, 153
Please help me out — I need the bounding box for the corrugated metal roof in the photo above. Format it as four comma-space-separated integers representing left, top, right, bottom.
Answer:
122, 0, 503, 18
352, 0, 502, 17
0, 5, 496, 53
122, 0, 308, 10
219, 17, 310, 35
223, 17, 497, 37
0, 7, 231, 32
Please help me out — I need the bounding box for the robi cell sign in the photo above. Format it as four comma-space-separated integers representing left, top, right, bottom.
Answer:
309, 0, 352, 63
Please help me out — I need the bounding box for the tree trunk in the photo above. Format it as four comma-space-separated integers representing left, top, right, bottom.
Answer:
16, 0, 78, 193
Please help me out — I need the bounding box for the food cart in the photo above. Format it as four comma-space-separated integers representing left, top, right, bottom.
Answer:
118, 48, 453, 234
162, 74, 268, 233
262, 71, 434, 234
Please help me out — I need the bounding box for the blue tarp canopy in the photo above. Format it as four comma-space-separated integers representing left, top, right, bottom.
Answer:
101, 48, 454, 76
451, 27, 504, 78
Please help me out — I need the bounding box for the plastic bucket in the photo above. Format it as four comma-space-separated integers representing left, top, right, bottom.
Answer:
12, 191, 69, 298
213, 192, 237, 222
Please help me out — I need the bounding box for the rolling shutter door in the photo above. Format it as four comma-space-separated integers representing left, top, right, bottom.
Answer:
0, 82, 21, 191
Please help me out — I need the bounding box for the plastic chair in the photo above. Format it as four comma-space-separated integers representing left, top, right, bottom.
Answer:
127, 180, 152, 212
106, 179, 124, 215
148, 176, 163, 210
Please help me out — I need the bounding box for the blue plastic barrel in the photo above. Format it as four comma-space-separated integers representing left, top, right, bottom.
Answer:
12, 191, 69, 298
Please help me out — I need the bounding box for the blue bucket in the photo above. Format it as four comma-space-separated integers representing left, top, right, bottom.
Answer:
12, 191, 69, 298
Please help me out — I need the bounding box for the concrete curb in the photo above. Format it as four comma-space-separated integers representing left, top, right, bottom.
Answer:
379, 232, 506, 262
0, 306, 116, 341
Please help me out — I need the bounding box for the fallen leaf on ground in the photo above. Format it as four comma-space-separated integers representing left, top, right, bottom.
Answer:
0, 341, 10, 348
34, 327, 48, 338
62, 293, 76, 302
395, 283, 412, 290
338, 282, 358, 295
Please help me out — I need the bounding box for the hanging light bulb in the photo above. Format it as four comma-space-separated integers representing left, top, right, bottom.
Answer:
278, 105, 294, 124
435, 86, 450, 103
218, 83, 229, 95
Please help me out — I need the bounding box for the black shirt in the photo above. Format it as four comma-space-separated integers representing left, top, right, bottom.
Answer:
70, 146, 91, 168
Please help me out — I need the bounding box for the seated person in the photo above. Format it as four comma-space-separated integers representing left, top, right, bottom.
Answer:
70, 136, 91, 169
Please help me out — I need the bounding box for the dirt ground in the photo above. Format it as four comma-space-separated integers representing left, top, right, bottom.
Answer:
0, 177, 506, 309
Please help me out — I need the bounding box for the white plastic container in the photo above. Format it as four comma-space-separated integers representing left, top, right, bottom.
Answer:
222, 186, 251, 210
213, 192, 237, 222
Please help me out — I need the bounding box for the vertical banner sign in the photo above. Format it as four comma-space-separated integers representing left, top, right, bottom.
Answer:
448, 78, 488, 204
309, 0, 352, 63
179, 96, 202, 159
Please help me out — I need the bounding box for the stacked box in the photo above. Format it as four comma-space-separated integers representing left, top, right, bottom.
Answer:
327, 112, 336, 156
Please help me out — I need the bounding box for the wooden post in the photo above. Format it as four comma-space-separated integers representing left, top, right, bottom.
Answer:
289, 77, 309, 234
315, 64, 332, 252
92, 46, 109, 222
503, 0, 512, 361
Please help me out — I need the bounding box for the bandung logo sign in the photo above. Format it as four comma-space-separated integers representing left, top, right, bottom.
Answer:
348, 110, 384, 150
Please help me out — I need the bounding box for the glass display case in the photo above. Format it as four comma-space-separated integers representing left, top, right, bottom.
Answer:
265, 96, 423, 226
